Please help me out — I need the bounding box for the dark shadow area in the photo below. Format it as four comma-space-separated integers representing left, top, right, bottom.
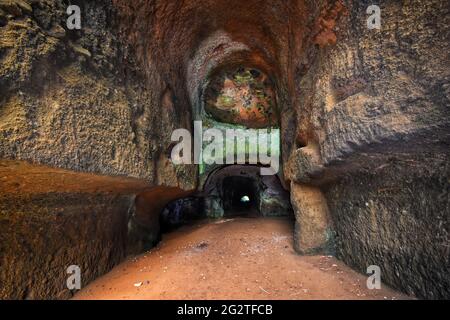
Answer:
222, 176, 259, 216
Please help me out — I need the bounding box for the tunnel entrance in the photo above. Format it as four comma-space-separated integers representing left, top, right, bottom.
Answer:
160, 197, 204, 232
222, 176, 259, 216
160, 165, 293, 231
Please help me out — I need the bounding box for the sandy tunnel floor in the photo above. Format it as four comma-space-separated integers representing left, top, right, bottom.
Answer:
74, 217, 410, 300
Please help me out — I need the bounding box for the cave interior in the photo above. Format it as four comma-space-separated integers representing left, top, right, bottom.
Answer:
0, 0, 448, 300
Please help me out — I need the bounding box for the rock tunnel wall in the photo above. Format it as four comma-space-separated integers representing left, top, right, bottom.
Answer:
0, 0, 196, 184
284, 0, 449, 299
0, 0, 196, 299
0, 160, 145, 299
0, 0, 448, 299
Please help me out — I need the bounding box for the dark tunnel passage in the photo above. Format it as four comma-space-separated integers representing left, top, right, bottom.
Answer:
222, 176, 259, 216
160, 197, 204, 232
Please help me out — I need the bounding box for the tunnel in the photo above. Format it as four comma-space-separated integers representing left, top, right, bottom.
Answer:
0, 0, 448, 301
222, 176, 259, 215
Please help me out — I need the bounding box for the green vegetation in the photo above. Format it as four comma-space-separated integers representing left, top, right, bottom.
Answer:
217, 94, 236, 108
233, 69, 255, 86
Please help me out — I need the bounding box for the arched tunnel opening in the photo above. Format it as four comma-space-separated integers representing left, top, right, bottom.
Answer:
160, 165, 294, 232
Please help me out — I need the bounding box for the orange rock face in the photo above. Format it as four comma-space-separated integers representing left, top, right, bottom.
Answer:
313, 0, 347, 47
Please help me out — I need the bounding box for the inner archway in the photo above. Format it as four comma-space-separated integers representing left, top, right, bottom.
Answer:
202, 165, 293, 219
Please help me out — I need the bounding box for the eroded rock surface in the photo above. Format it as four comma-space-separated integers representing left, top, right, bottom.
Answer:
0, 0, 449, 300
290, 182, 333, 255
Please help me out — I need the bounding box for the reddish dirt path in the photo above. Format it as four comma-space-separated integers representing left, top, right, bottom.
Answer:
74, 217, 409, 300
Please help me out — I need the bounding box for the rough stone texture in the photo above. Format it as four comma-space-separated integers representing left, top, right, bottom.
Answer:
286, 143, 324, 184
0, 160, 153, 299
285, 0, 450, 299
203, 165, 291, 218
204, 67, 277, 128
326, 155, 449, 299
0, 192, 131, 300
0, 1, 196, 299
0, 0, 196, 186
127, 186, 193, 254
259, 185, 293, 218
290, 182, 334, 255
160, 197, 204, 231
0, 160, 198, 299
0, 0, 449, 300
287, 0, 450, 168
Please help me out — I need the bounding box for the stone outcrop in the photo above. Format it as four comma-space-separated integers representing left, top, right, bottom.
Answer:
290, 182, 333, 255
0, 160, 147, 299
